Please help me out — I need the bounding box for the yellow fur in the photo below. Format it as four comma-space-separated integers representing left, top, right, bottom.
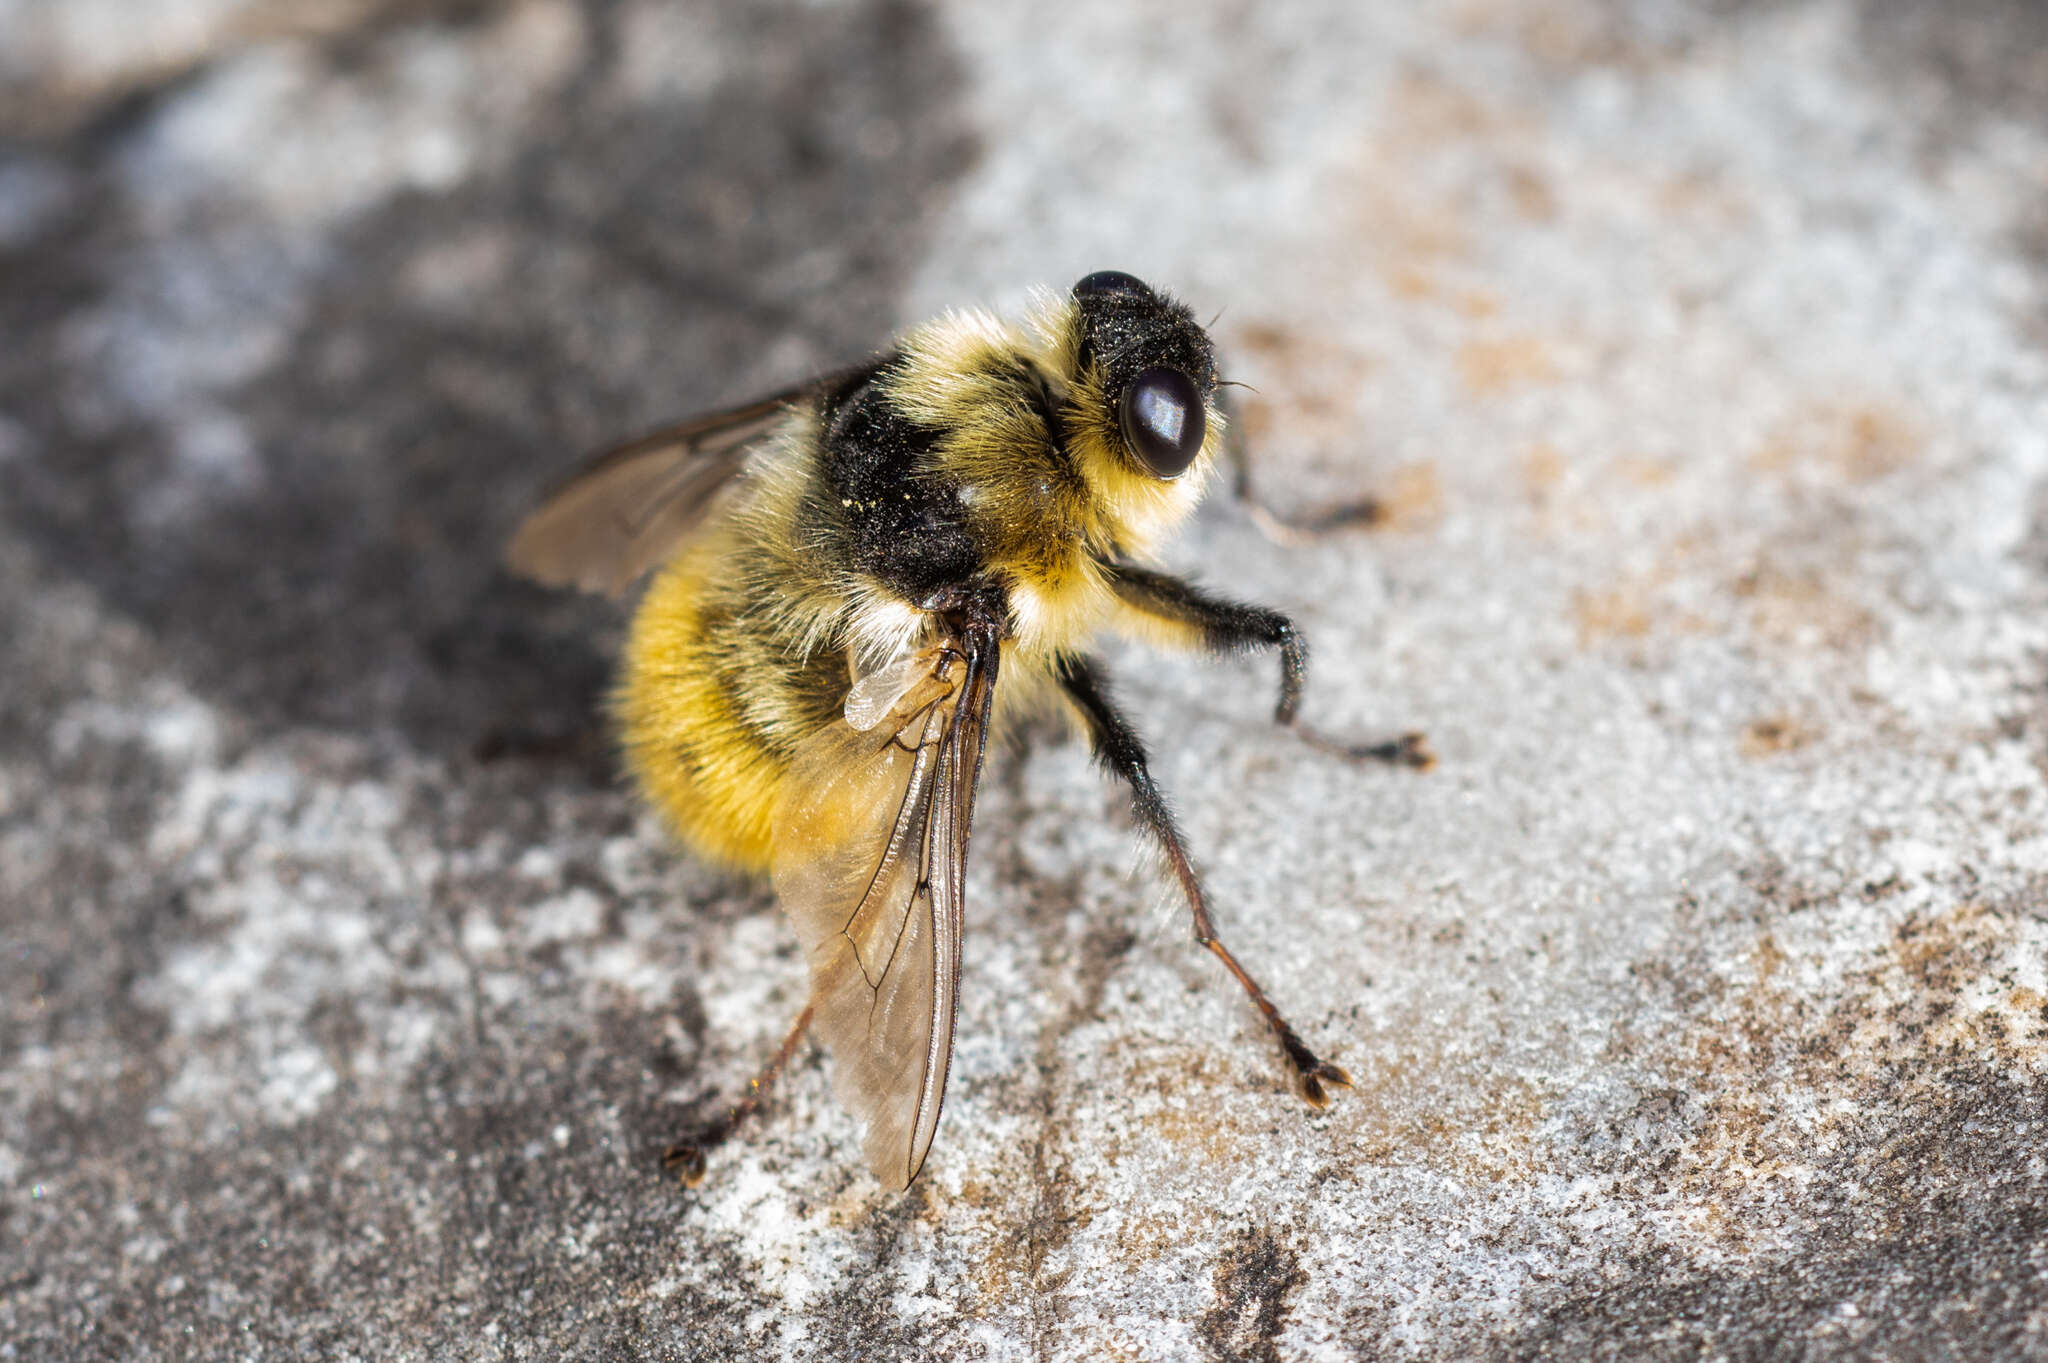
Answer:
618, 537, 784, 868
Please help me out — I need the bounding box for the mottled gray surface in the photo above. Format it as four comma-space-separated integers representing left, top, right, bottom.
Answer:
5, 2, 2048, 1359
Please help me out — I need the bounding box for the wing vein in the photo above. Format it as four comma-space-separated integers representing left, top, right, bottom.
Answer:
769, 620, 1001, 1188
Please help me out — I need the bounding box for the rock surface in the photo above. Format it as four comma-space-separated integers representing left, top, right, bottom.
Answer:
6, 1, 2048, 1358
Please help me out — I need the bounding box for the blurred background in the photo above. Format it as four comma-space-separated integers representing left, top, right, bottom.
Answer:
5, 2, 2048, 1359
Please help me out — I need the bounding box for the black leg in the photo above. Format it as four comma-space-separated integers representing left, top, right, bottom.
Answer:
1107, 564, 1308, 722
1054, 654, 1351, 1105
1217, 386, 1384, 544
1107, 564, 1433, 769
662, 1003, 815, 1186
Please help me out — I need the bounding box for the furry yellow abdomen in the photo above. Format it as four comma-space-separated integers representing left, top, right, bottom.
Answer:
616, 545, 787, 873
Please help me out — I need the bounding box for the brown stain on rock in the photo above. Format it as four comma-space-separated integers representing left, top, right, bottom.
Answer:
1456, 334, 1561, 394
1234, 320, 1312, 361
1504, 162, 1558, 221
1739, 715, 1819, 758
1226, 322, 1378, 440
1459, 0, 1661, 71
1379, 461, 1445, 531
1573, 587, 1654, 643
1113, 1209, 1190, 1264
1697, 398, 1926, 662
1611, 455, 1677, 488
1317, 67, 1528, 295
1327, 1034, 1554, 1187
1751, 401, 1923, 485
1627, 891, 2048, 1256
1097, 1043, 1257, 1171
1388, 265, 1502, 317
1505, 388, 1916, 679
1564, 493, 1881, 661
1521, 442, 1567, 498
1101, 1012, 1555, 1195
1731, 562, 1878, 653
1139, 1097, 1245, 1169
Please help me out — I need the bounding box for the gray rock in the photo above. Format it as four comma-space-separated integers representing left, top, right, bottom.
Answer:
5, 1, 2048, 1358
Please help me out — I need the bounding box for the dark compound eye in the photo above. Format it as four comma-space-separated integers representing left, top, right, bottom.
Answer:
1073, 270, 1152, 299
1118, 367, 1206, 479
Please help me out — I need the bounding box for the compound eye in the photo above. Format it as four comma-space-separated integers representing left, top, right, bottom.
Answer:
1073, 270, 1151, 299
1118, 367, 1205, 479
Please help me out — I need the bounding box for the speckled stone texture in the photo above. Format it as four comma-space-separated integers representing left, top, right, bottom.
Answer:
5, 2, 2048, 1359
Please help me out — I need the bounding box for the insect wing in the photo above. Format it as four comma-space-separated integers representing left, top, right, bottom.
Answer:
771, 635, 999, 1189
504, 384, 813, 598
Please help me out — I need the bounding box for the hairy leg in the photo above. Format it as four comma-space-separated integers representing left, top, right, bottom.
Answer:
1217, 386, 1385, 544
1055, 654, 1351, 1104
1107, 565, 1432, 768
662, 1003, 815, 1186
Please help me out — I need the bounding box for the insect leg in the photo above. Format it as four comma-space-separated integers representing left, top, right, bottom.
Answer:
1054, 654, 1352, 1105
662, 1003, 815, 1186
1108, 564, 1306, 720
1216, 387, 1384, 544
1107, 565, 1431, 768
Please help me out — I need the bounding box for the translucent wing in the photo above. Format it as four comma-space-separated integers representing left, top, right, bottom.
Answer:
771, 628, 1001, 1189
504, 381, 819, 598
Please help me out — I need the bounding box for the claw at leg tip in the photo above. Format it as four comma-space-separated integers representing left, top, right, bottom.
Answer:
1299, 1060, 1352, 1108
662, 1144, 708, 1188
